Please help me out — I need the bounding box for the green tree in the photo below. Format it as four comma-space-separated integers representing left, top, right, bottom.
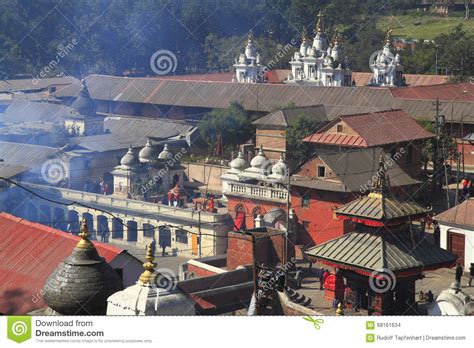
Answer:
199, 102, 253, 155
286, 116, 324, 168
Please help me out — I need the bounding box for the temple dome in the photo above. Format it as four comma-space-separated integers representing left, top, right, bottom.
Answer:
71, 79, 97, 116
250, 146, 268, 169
271, 155, 288, 177
120, 146, 140, 167
158, 144, 173, 160
43, 221, 123, 315
230, 151, 249, 171
139, 139, 157, 163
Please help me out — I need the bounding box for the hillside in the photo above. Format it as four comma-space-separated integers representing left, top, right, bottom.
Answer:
377, 14, 474, 40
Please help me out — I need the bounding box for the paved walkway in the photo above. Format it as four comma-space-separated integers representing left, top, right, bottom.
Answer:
297, 262, 474, 316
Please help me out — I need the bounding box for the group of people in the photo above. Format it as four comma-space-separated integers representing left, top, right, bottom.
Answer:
83, 180, 110, 195
455, 262, 474, 287
318, 268, 330, 290
461, 177, 472, 201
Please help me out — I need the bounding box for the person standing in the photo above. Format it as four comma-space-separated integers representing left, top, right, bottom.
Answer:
469, 263, 474, 287
455, 263, 463, 284
433, 222, 440, 247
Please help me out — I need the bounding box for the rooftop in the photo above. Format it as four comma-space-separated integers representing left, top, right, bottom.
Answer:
303, 109, 434, 147
0, 213, 127, 314
434, 199, 474, 229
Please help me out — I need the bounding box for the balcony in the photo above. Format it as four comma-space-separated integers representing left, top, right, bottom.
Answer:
226, 182, 288, 203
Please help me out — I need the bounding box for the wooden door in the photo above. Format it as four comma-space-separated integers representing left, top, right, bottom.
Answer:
448, 231, 465, 266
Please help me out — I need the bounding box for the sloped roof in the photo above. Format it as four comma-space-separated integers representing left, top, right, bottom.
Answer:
0, 76, 79, 93
434, 199, 474, 229
336, 191, 428, 221
352, 72, 448, 87
305, 232, 457, 274
0, 141, 60, 178
390, 83, 474, 102
104, 116, 195, 139
252, 105, 328, 127
318, 148, 419, 192
0, 213, 125, 314
304, 109, 434, 147
53, 74, 397, 113
2, 100, 74, 124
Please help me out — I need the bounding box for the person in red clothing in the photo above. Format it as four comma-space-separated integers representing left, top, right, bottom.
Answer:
322, 269, 330, 289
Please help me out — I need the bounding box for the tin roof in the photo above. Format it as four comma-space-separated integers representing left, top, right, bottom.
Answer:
390, 83, 474, 102
252, 105, 328, 127
304, 109, 434, 147
434, 199, 474, 229
336, 191, 428, 221
305, 231, 457, 274
2, 100, 74, 123
0, 213, 125, 314
0, 76, 79, 93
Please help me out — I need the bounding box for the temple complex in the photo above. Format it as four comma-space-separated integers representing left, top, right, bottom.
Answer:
285, 11, 352, 86
305, 154, 457, 315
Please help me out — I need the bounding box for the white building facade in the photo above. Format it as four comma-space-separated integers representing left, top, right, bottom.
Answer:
233, 32, 265, 83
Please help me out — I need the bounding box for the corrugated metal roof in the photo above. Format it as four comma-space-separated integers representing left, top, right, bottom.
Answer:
391, 83, 474, 102
336, 191, 428, 221
2, 100, 73, 124
0, 141, 60, 174
0, 76, 79, 93
352, 72, 448, 87
304, 109, 434, 146
434, 198, 474, 229
104, 116, 195, 139
305, 231, 457, 273
317, 148, 420, 192
0, 213, 124, 314
54, 74, 397, 113
252, 105, 328, 127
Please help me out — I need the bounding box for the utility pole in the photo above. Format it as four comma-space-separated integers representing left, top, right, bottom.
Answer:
198, 210, 202, 258
432, 99, 450, 208
285, 170, 290, 266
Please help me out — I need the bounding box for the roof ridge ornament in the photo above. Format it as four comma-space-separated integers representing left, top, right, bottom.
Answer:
76, 220, 94, 250
316, 10, 325, 33
372, 152, 390, 193
384, 28, 393, 46
139, 242, 156, 285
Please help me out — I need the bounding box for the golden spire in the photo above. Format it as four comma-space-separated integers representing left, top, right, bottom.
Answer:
336, 302, 344, 316
332, 29, 340, 46
247, 31, 254, 43
316, 10, 325, 33
301, 27, 308, 43
384, 29, 393, 45
76, 219, 94, 249
139, 242, 156, 285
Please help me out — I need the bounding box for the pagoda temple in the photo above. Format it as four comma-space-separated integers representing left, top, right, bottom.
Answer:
305, 154, 457, 315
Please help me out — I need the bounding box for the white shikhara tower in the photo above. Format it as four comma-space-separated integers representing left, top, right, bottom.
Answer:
233, 32, 265, 83
286, 11, 352, 87
368, 29, 405, 87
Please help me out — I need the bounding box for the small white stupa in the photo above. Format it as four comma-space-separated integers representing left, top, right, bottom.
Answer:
106, 243, 195, 315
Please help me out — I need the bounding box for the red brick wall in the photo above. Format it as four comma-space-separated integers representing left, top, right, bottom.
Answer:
226, 196, 286, 230
187, 263, 220, 277
227, 231, 294, 270
291, 188, 353, 246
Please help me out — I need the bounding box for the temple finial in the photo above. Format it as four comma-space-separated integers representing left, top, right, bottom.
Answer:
76, 219, 94, 249
139, 243, 156, 285
316, 10, 325, 33
384, 29, 393, 45
302, 27, 308, 43
373, 152, 388, 192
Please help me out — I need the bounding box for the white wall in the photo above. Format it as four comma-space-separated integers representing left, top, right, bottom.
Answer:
440, 224, 474, 270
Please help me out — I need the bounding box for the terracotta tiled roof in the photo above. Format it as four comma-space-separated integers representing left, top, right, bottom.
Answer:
352, 72, 448, 87
0, 213, 124, 315
303, 109, 434, 147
